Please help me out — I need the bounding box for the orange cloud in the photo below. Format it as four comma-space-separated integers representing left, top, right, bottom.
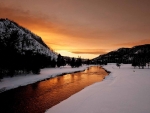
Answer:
1, 1, 150, 59
115, 38, 150, 47
69, 49, 107, 55
0, 4, 71, 51
0, 5, 58, 32
0, 3, 110, 41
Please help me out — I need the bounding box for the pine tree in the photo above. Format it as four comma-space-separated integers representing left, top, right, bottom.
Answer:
0, 68, 3, 80
148, 62, 150, 69
116, 63, 121, 68
51, 59, 56, 67
70, 58, 75, 68
86, 59, 90, 65
132, 59, 138, 69
57, 54, 62, 67
75, 57, 82, 67
61, 56, 66, 67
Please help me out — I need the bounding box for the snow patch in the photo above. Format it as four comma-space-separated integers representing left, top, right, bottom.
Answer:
46, 64, 150, 113
0, 65, 91, 92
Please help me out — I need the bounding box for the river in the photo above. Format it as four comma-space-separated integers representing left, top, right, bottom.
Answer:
0, 66, 108, 113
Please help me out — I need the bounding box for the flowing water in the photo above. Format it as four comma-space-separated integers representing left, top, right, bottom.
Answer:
0, 66, 108, 113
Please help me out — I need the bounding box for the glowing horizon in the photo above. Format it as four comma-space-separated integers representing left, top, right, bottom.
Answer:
1, 0, 150, 59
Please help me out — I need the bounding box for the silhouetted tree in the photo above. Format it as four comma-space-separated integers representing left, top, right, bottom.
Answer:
132, 59, 138, 69
0, 69, 3, 80
32, 68, 40, 74
70, 58, 75, 68
148, 63, 150, 69
86, 59, 90, 65
138, 62, 141, 69
141, 62, 146, 69
66, 58, 71, 65
51, 59, 56, 67
75, 57, 82, 67
61, 57, 66, 67
116, 63, 121, 68
57, 54, 62, 67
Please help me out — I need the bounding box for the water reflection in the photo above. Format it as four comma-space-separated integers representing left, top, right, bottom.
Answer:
0, 66, 108, 113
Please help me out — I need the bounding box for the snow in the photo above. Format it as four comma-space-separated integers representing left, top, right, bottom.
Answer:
46, 64, 150, 113
0, 65, 91, 93
0, 19, 57, 59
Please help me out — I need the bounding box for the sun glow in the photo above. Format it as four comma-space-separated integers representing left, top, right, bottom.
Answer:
32, 31, 98, 59
55, 50, 99, 59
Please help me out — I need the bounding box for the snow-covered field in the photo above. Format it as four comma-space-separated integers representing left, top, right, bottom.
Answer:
46, 64, 150, 113
0, 65, 91, 93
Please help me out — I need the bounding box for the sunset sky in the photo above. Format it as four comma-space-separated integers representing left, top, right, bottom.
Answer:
1, 0, 150, 59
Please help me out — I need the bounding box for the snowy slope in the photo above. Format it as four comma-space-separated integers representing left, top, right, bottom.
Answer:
46, 64, 150, 113
93, 44, 150, 63
0, 18, 57, 59
0, 65, 91, 93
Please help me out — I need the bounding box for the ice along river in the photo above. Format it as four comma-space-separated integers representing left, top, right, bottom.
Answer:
0, 66, 108, 113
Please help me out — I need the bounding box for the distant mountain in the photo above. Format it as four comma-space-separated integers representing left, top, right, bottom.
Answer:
0, 18, 57, 77
93, 44, 150, 64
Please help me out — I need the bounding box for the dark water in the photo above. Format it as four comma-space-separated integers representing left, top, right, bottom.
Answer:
0, 66, 108, 113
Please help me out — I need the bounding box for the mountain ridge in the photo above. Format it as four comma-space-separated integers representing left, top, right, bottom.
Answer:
0, 18, 57, 58
93, 44, 150, 64
0, 18, 57, 76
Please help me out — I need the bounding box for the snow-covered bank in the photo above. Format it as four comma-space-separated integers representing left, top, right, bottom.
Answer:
0, 65, 91, 93
46, 64, 150, 113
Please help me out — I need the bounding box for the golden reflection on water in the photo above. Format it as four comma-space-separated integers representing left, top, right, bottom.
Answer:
0, 66, 108, 113
30, 66, 108, 113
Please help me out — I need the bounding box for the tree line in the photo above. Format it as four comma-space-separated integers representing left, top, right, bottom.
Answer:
0, 19, 86, 80
0, 52, 84, 80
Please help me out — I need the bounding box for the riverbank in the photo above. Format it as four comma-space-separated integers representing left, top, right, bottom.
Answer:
46, 64, 150, 113
0, 65, 92, 93
0, 66, 107, 113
